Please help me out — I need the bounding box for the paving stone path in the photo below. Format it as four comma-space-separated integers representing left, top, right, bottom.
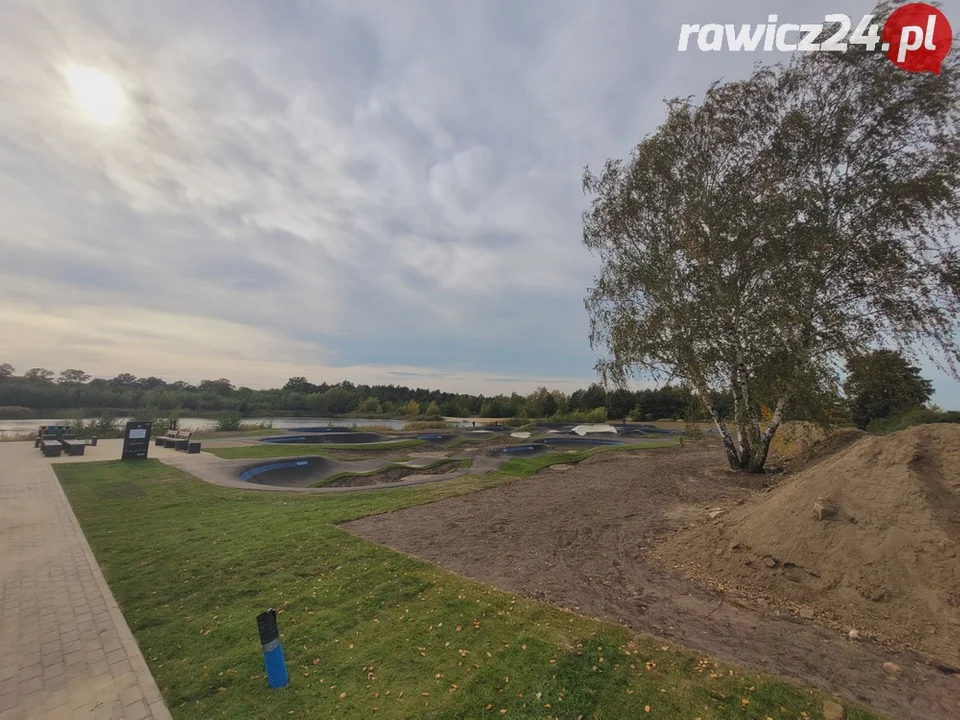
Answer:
0, 441, 171, 720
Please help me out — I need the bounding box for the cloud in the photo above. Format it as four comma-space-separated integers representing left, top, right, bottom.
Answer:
1, 0, 958, 406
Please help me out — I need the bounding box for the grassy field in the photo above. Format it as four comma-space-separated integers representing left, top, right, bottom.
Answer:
208, 439, 429, 459
55, 460, 879, 720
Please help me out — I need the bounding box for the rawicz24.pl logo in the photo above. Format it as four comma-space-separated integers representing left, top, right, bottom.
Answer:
677, 2, 952, 74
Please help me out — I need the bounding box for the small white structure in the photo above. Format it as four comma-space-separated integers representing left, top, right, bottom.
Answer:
571, 424, 618, 436
510, 431, 532, 439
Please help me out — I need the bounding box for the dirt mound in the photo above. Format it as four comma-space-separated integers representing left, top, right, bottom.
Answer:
326, 462, 460, 487
766, 421, 865, 470
657, 423, 960, 666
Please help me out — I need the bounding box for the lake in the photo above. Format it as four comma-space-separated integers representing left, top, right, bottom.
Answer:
0, 416, 478, 438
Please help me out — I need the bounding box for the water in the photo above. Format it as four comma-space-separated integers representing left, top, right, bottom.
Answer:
0, 416, 478, 438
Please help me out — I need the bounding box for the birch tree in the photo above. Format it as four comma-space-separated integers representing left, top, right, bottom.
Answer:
582, 39, 960, 472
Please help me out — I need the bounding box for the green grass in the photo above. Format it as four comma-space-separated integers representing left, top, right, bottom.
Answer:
54, 460, 881, 720
208, 439, 429, 459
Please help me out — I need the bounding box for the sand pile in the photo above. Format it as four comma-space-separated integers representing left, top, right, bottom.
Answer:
657, 423, 960, 666
766, 420, 865, 469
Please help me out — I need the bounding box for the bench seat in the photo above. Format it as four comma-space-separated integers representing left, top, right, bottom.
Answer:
41, 440, 63, 457
61, 439, 85, 456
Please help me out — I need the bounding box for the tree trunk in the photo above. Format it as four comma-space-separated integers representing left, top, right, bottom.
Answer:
699, 391, 747, 471
747, 393, 789, 472
698, 380, 790, 474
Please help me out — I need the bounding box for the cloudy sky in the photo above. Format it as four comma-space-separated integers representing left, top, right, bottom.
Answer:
2, 0, 959, 405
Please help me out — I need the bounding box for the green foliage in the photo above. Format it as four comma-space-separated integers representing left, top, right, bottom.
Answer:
582, 36, 960, 472
90, 410, 123, 438
131, 406, 172, 436
682, 421, 704, 441
865, 407, 960, 434
845, 350, 934, 429
70, 414, 89, 439
402, 399, 421, 416
359, 396, 382, 414
214, 410, 243, 432
59, 368, 91, 385
526, 387, 558, 418
584, 406, 608, 423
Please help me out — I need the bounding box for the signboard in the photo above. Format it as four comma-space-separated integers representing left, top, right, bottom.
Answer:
121, 421, 152, 460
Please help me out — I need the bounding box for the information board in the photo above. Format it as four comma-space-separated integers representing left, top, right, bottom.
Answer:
121, 421, 152, 460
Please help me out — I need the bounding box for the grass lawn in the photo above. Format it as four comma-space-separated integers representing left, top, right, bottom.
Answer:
55, 460, 880, 720
208, 439, 429, 459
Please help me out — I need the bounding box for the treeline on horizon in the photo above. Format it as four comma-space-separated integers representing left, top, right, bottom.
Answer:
0, 364, 723, 423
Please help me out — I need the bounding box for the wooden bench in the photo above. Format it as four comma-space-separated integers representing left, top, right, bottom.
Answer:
159, 430, 191, 448
40, 439, 62, 457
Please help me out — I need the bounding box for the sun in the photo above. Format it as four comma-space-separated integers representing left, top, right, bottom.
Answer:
62, 65, 126, 125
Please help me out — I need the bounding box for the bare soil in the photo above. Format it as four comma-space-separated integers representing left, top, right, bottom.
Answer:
343, 443, 960, 720
658, 424, 960, 666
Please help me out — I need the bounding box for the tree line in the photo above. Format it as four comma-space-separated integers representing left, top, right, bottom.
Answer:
1, 349, 952, 433
0, 363, 714, 422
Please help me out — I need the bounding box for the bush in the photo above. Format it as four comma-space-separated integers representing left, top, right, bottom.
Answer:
866, 407, 960, 434
131, 406, 172, 436
90, 411, 123, 438
70, 415, 90, 439
682, 420, 704, 441
237, 421, 274, 431
584, 407, 608, 423
215, 410, 243, 432
547, 410, 587, 423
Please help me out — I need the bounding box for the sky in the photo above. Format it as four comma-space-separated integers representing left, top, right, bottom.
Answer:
1, 0, 959, 405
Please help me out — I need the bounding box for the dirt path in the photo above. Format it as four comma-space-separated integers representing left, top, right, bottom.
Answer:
343, 444, 960, 720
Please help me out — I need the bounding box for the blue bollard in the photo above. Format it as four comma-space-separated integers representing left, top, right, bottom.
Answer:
256, 609, 289, 688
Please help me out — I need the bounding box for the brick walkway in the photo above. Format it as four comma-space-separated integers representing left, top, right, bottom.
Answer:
0, 442, 171, 720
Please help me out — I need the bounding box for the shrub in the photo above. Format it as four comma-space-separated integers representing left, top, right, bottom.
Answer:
866, 408, 960, 434
682, 420, 704, 441
547, 410, 588, 424
131, 406, 171, 436
91, 411, 123, 438
584, 407, 608, 423
233, 421, 274, 432
215, 410, 243, 432
70, 415, 89, 439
